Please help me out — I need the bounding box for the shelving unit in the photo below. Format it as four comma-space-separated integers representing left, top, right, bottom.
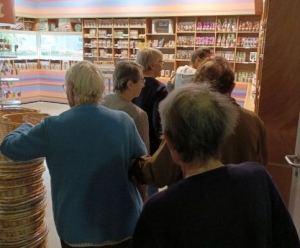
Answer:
0, 60, 21, 107
0, 14, 262, 97
80, 15, 261, 82
83, 18, 146, 63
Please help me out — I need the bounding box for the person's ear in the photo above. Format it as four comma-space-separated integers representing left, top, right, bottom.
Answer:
149, 63, 155, 70
164, 133, 181, 164
164, 134, 175, 151
66, 85, 75, 107
126, 80, 134, 89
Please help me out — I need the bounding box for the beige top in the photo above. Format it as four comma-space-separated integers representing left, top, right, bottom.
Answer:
102, 94, 150, 153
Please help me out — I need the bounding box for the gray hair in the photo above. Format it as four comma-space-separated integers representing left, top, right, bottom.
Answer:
113, 61, 143, 93
159, 83, 239, 163
136, 47, 163, 72
65, 60, 105, 105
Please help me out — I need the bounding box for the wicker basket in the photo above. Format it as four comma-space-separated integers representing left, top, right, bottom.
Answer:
0, 224, 49, 248
0, 158, 45, 178
2, 112, 50, 126
0, 218, 46, 240
0, 112, 50, 161
0, 179, 44, 199
0, 169, 45, 187
0, 187, 46, 212
0, 107, 40, 119
0, 112, 48, 247
0, 196, 46, 223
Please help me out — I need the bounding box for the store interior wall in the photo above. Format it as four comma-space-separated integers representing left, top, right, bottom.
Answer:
14, 0, 261, 18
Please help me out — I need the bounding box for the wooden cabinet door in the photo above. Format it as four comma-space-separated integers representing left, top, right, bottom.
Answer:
257, 0, 300, 206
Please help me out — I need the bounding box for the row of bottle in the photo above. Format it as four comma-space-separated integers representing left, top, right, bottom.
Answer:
216, 34, 236, 47
84, 39, 144, 49
84, 35, 257, 49
177, 36, 195, 46
196, 19, 260, 32
196, 22, 216, 31
197, 35, 258, 48
236, 37, 258, 47
214, 51, 256, 63
235, 72, 255, 83
84, 19, 145, 28
195, 36, 215, 46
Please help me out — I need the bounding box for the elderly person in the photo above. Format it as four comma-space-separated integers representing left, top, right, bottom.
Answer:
132, 47, 168, 196
135, 56, 267, 189
194, 56, 267, 165
174, 48, 211, 89
102, 60, 149, 201
0, 60, 147, 248
132, 84, 299, 247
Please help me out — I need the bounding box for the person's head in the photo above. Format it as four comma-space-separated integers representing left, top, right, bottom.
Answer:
159, 83, 238, 164
64, 60, 105, 107
136, 47, 164, 78
193, 56, 235, 94
113, 61, 145, 99
190, 48, 211, 69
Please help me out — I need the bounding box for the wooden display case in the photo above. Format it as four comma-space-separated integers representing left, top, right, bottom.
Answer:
0, 15, 262, 83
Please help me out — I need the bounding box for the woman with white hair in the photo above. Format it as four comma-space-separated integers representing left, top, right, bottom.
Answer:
132, 83, 299, 248
1, 60, 147, 248
132, 47, 168, 196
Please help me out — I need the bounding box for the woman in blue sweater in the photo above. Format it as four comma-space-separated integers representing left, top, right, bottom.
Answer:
1, 61, 147, 248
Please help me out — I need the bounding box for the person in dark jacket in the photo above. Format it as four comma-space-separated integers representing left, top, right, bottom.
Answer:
132, 47, 168, 196
132, 83, 299, 248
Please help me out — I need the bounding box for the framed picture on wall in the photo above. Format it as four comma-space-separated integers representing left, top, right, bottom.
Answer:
164, 70, 170, 77
250, 52, 257, 62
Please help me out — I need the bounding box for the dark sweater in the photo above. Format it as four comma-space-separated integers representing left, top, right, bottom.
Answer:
133, 162, 299, 248
132, 77, 168, 155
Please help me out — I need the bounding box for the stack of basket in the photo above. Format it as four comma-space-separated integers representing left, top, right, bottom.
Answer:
0, 107, 50, 248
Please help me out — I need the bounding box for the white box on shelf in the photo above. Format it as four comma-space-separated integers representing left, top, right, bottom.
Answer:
152, 19, 174, 34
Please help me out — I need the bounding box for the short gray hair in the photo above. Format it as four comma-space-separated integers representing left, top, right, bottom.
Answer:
113, 61, 143, 93
136, 47, 163, 72
65, 60, 105, 105
159, 83, 239, 163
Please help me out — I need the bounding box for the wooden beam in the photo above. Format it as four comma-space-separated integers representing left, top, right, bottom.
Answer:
255, 0, 263, 15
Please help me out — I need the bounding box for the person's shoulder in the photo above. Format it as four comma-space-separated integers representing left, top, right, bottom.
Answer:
154, 78, 168, 92
238, 107, 265, 126
135, 105, 148, 117
96, 103, 131, 119
142, 188, 170, 211
175, 65, 187, 73
102, 93, 115, 101
226, 162, 268, 179
144, 179, 186, 206
101, 94, 114, 106
238, 106, 260, 119
127, 102, 148, 118
149, 78, 168, 94
176, 65, 196, 74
